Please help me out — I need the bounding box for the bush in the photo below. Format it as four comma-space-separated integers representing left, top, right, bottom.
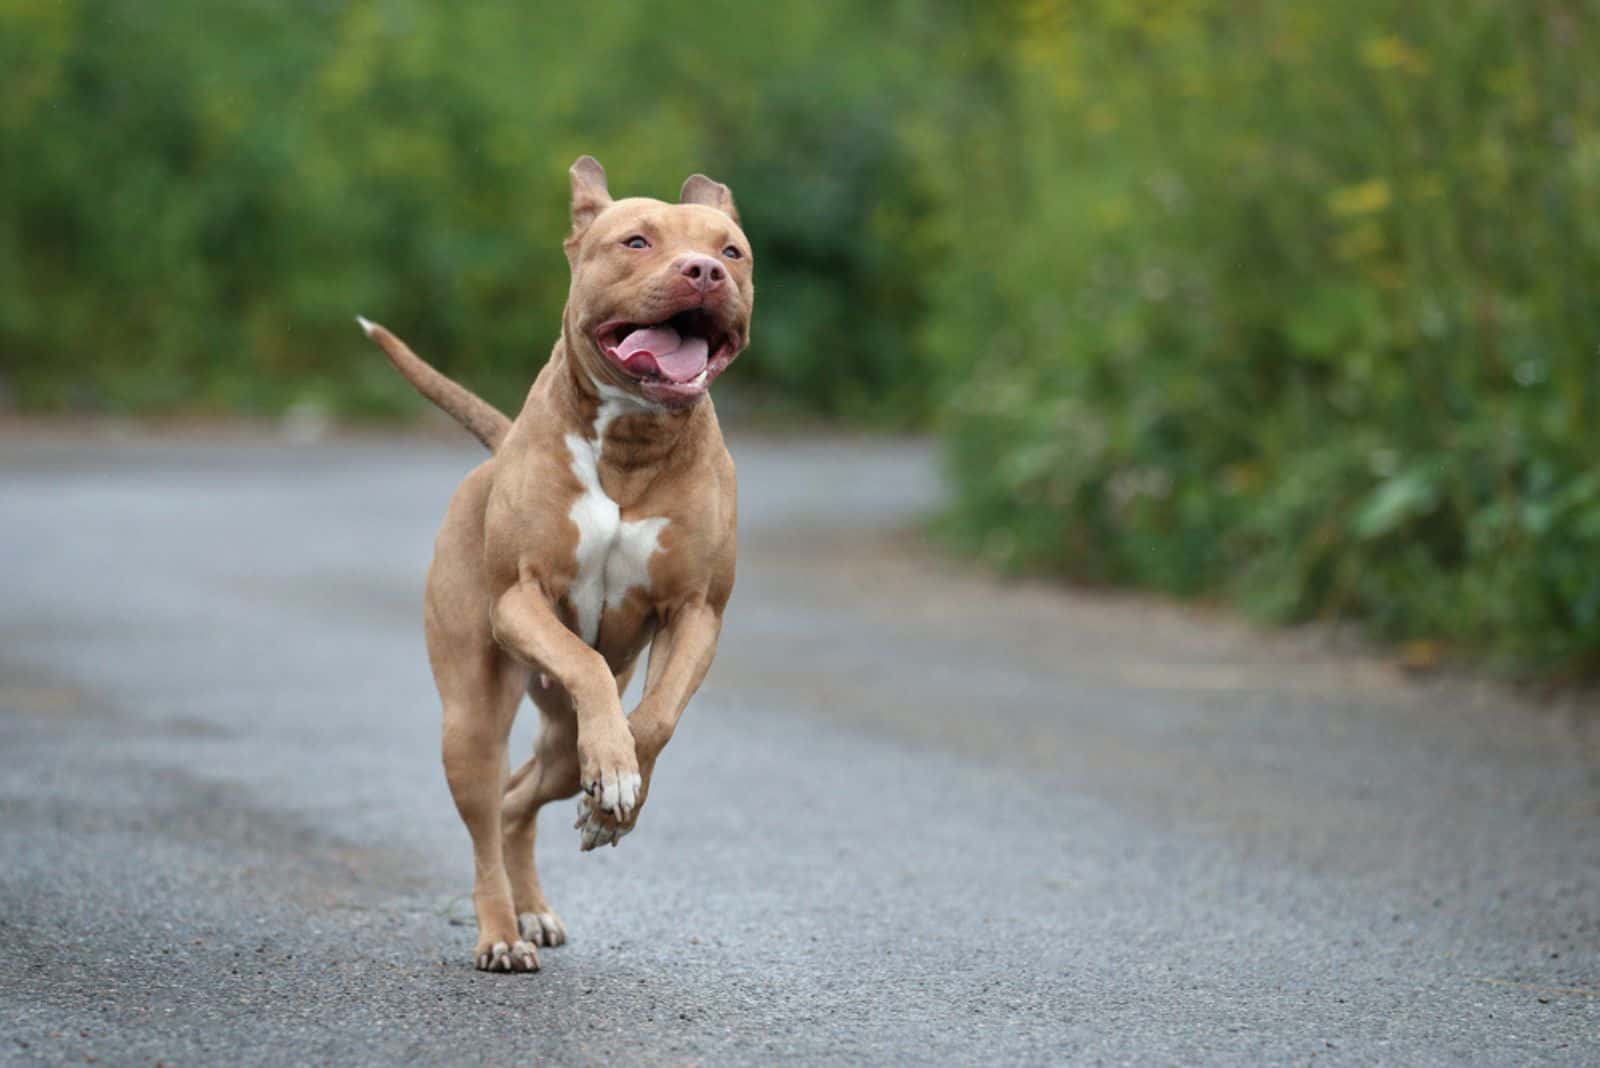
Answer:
930, 0, 1600, 672
5, 0, 1597, 671
0, 0, 951, 423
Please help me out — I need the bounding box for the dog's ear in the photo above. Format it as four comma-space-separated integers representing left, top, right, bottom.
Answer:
569, 155, 613, 237
680, 173, 739, 225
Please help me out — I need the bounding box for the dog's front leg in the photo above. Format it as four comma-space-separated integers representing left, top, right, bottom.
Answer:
491, 583, 641, 826
575, 599, 721, 849
633, 599, 722, 774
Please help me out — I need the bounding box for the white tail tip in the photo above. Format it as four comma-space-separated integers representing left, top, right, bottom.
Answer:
355, 315, 376, 337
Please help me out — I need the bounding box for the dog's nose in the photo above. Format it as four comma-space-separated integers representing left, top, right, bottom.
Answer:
676, 254, 726, 292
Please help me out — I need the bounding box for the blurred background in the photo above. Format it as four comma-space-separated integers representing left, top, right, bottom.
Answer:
5, 8, 1600, 1056
2, 0, 1598, 673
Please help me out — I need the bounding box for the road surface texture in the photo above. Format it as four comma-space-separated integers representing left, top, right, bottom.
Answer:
1, 427, 1597, 1065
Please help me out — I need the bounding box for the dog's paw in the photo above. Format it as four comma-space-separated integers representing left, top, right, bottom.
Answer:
475, 939, 540, 973
518, 911, 567, 947
574, 792, 635, 851
577, 737, 641, 821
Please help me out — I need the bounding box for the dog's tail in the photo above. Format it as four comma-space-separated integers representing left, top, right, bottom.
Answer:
356, 317, 511, 452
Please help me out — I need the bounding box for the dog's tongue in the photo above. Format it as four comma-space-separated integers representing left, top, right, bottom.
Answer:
613, 325, 709, 382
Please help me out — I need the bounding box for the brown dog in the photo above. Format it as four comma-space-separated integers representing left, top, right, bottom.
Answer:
358, 156, 750, 972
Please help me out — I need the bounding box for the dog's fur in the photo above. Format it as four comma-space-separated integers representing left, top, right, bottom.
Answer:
360, 157, 751, 972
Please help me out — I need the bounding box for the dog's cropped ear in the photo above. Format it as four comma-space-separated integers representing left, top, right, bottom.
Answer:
569, 155, 613, 237
680, 174, 739, 225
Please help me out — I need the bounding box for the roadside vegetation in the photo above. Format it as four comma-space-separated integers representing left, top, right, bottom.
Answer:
2, 1, 1595, 672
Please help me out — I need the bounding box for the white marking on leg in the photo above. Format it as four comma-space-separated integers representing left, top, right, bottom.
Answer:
616, 771, 640, 817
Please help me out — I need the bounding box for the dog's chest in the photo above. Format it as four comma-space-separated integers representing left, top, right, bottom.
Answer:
562, 403, 668, 647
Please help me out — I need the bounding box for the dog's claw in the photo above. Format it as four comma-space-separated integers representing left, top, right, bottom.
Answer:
518, 911, 567, 947
475, 939, 539, 973
574, 791, 634, 851
573, 756, 642, 850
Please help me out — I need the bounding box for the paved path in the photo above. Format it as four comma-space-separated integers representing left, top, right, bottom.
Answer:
1, 429, 1596, 1065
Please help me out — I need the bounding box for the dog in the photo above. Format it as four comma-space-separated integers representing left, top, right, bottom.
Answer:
358, 156, 751, 972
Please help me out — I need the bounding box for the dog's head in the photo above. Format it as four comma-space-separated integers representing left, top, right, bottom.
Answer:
561, 156, 753, 409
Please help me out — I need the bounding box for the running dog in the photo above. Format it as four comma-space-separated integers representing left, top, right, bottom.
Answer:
359, 156, 751, 972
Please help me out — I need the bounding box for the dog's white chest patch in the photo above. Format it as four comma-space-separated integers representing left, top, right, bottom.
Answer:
564, 389, 669, 647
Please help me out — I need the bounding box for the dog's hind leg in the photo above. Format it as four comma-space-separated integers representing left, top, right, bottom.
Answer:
425, 463, 539, 973
435, 643, 537, 973
501, 682, 580, 947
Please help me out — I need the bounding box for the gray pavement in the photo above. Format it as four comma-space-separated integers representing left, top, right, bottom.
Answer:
0, 428, 1596, 1065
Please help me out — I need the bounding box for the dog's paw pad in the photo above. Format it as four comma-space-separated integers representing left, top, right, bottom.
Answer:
475, 939, 539, 973
518, 911, 567, 947
574, 794, 634, 852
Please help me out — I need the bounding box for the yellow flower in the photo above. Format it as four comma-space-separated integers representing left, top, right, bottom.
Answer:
1360, 35, 1430, 76
1328, 179, 1392, 217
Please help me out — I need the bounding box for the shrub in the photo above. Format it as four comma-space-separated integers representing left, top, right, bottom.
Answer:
0, 0, 948, 423
930, 0, 1600, 672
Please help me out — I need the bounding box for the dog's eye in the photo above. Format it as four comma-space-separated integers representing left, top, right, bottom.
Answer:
622, 236, 650, 250
722, 245, 743, 260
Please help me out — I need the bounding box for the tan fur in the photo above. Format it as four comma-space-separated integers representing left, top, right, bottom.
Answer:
362, 157, 751, 973
359, 320, 511, 451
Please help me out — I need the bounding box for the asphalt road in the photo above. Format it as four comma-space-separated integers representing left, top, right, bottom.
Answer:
1, 428, 1597, 1065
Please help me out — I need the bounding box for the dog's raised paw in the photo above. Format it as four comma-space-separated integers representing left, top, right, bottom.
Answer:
475, 939, 539, 973
518, 911, 567, 947
582, 767, 641, 819
574, 793, 634, 851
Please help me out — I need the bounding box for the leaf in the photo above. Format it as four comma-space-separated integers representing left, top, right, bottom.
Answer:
1285, 282, 1382, 359
1354, 470, 1440, 540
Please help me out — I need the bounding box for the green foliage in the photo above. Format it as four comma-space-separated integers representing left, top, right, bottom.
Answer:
0, 0, 948, 422
4, 0, 1598, 670
932, 0, 1600, 673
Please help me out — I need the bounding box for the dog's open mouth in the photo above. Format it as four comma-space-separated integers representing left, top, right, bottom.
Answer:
596, 309, 737, 401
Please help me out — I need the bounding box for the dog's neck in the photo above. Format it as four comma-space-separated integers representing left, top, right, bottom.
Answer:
545, 332, 700, 499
